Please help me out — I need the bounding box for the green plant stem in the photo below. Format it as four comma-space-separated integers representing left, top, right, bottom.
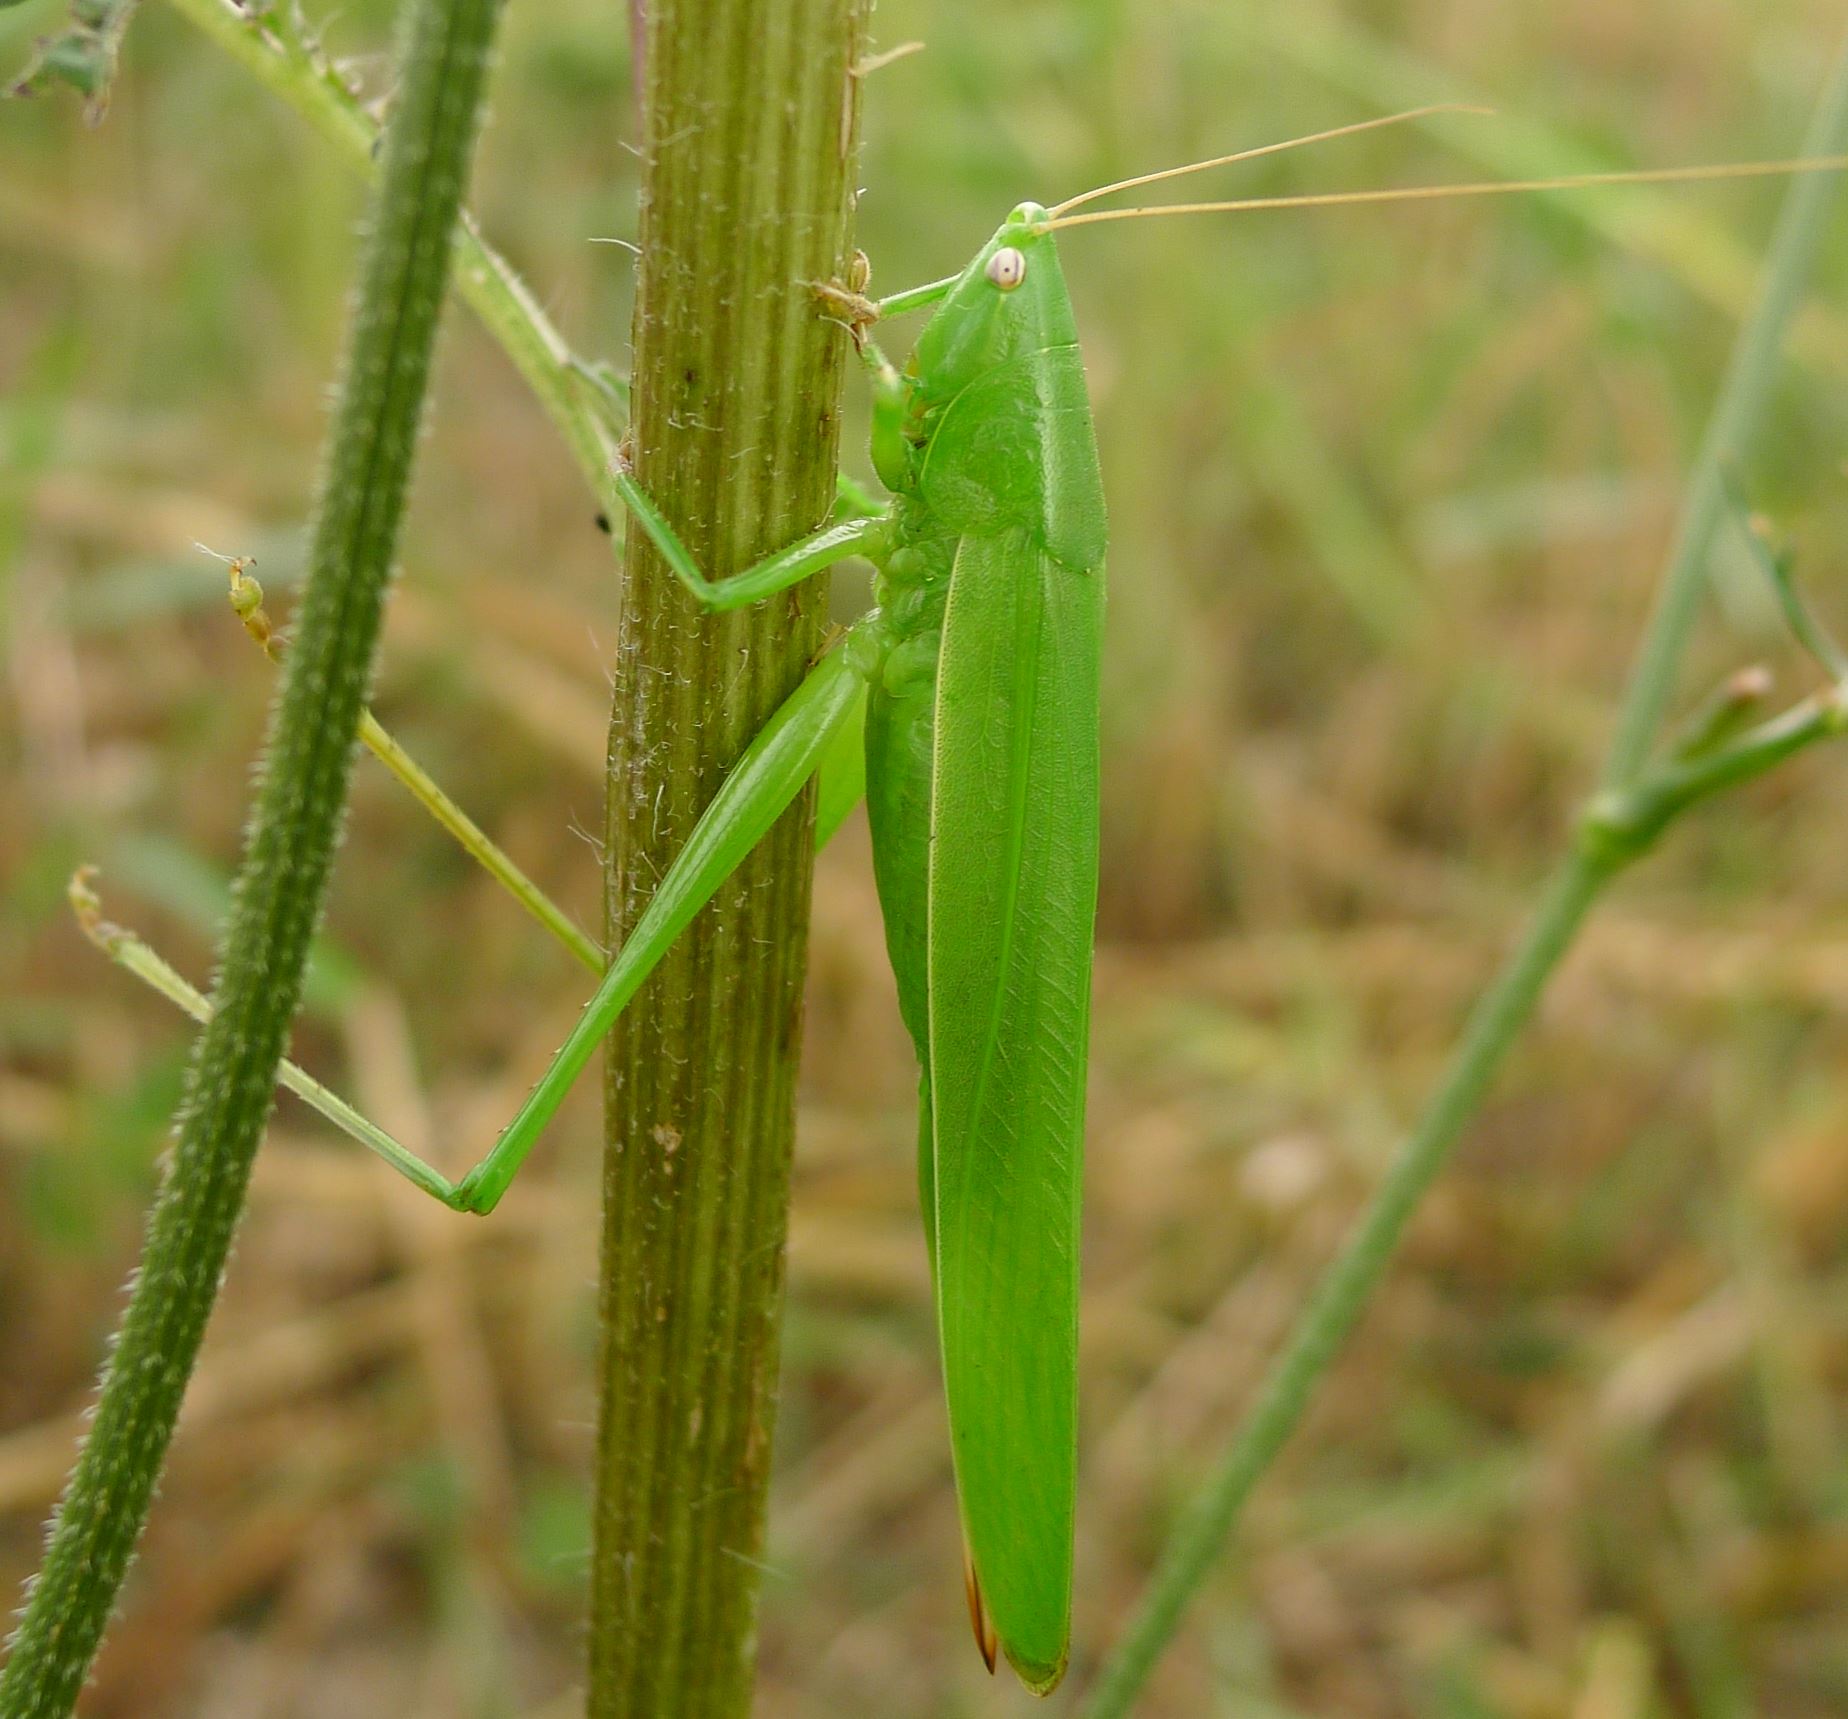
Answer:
585, 1, 868, 1713
0, 0, 501, 1708
1080, 675, 1848, 1718
1080, 851, 1606, 1717
161, 0, 620, 517
1079, 41, 1848, 1717
1603, 34, 1848, 788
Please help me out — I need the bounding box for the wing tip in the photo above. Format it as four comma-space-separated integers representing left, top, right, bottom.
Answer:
1005, 1640, 1070, 1698
963, 1540, 1071, 1695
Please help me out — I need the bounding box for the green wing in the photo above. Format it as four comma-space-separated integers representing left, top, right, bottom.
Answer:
927, 526, 1102, 1693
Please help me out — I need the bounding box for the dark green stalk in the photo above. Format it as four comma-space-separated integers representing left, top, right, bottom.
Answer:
0, 0, 501, 1709
587, 1, 868, 1713
1079, 43, 1848, 1717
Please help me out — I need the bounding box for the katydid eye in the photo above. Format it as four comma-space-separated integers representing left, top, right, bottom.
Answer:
985, 247, 1027, 290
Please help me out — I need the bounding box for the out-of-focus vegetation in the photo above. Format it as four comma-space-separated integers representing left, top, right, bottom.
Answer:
5, 1, 1848, 1713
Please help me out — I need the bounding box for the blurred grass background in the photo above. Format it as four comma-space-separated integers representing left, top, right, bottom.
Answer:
6, 0, 1848, 1713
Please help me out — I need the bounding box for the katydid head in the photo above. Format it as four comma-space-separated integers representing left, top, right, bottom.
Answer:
896, 106, 1498, 392
906, 200, 1079, 407
897, 200, 1106, 569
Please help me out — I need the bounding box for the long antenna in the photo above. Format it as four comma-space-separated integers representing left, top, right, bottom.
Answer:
1045, 156, 1848, 230
1046, 104, 1491, 219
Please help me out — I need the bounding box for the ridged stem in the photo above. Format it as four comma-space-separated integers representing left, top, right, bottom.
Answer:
585, 2, 868, 1713
0, 0, 502, 1709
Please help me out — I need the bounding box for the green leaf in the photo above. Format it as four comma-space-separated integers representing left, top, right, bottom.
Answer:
6, 0, 138, 119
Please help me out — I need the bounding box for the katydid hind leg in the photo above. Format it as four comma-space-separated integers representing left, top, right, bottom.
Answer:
455, 627, 883, 1213
102, 627, 887, 1217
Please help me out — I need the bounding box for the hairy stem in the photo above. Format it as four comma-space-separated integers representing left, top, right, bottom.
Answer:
0, 0, 501, 1708
1080, 39, 1848, 1716
585, 1, 868, 1712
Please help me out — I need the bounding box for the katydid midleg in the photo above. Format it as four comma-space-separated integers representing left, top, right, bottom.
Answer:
89, 111, 1848, 1693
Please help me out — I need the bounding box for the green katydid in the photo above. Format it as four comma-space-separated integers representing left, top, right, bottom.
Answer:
85, 110, 1848, 1693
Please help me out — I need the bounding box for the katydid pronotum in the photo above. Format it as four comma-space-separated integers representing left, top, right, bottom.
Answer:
81, 111, 1848, 1693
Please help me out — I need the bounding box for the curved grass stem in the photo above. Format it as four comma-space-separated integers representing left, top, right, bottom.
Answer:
1080, 34, 1848, 1715
1080, 851, 1607, 1716
1080, 673, 1848, 1716
160, 0, 622, 518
